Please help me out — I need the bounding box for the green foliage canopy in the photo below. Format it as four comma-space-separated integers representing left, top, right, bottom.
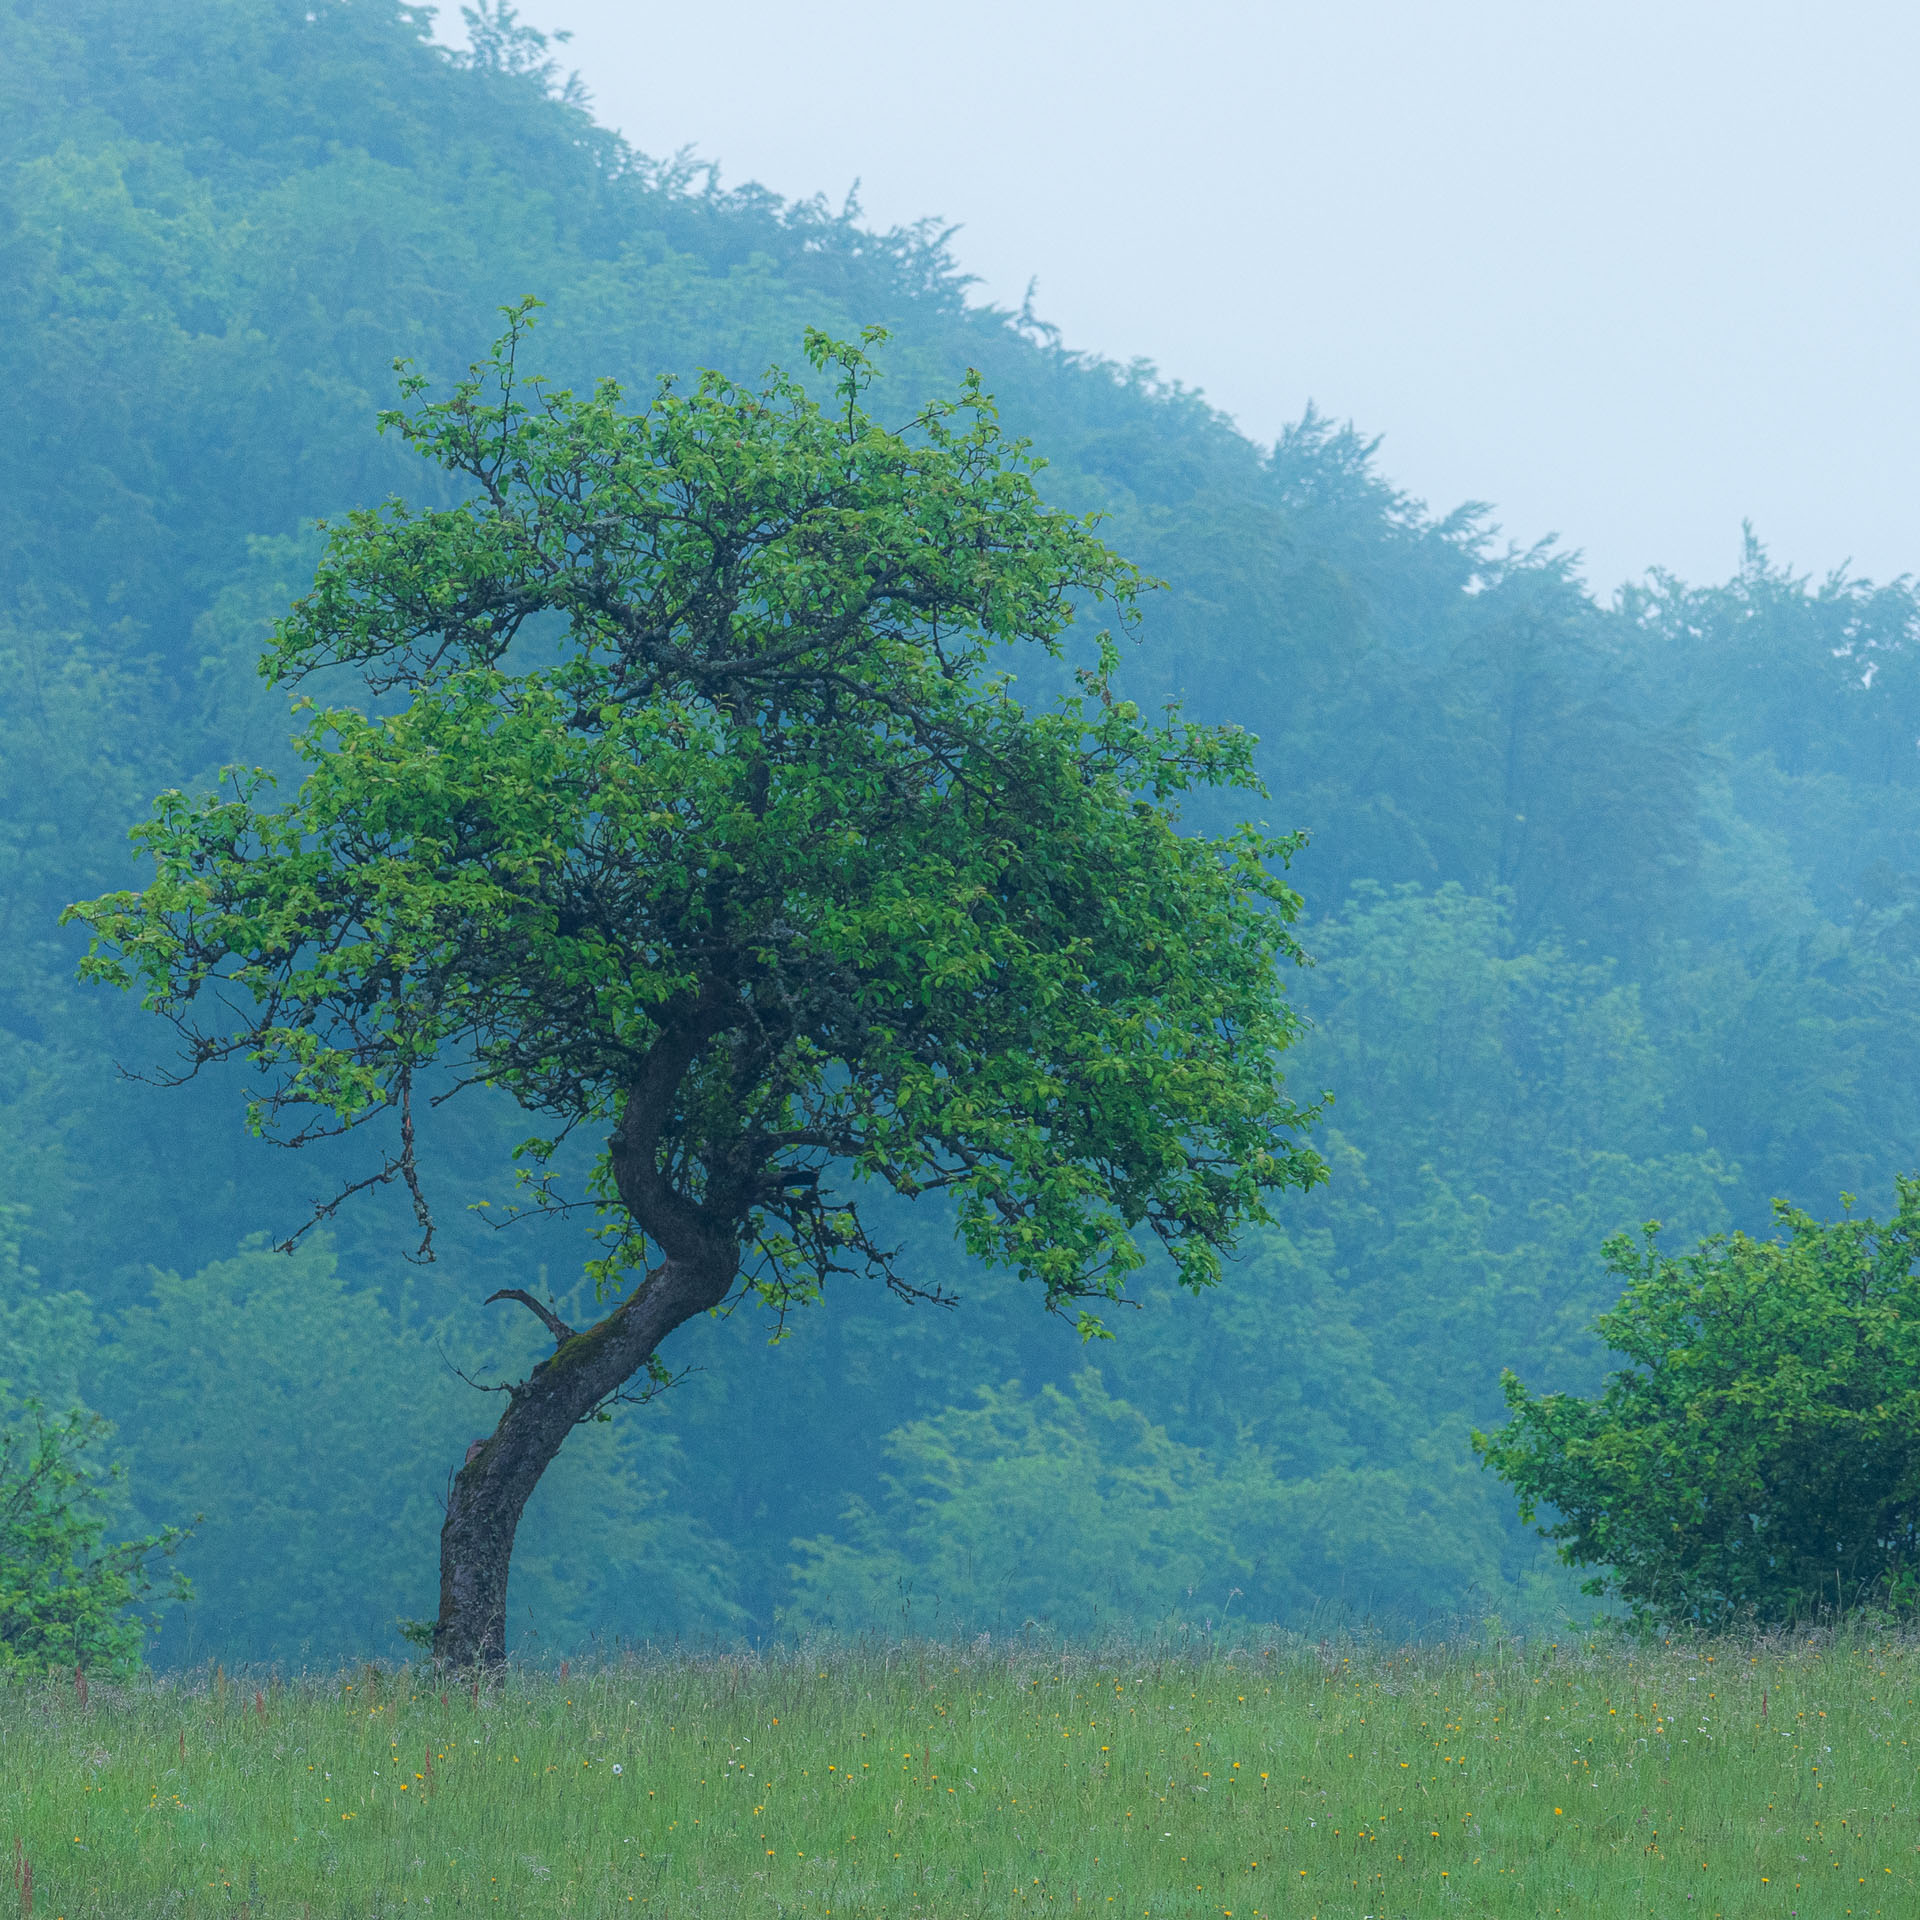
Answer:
71, 305, 1323, 1336
1475, 1179, 1920, 1625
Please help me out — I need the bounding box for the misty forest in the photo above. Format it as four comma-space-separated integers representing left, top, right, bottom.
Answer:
9, 0, 1920, 1674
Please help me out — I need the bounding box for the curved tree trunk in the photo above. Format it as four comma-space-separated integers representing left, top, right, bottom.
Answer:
433, 1252, 733, 1667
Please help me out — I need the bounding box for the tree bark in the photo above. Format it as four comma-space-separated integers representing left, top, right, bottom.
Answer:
432, 1251, 733, 1667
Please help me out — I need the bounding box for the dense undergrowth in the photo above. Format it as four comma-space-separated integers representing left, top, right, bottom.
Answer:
2, 1630, 1915, 1917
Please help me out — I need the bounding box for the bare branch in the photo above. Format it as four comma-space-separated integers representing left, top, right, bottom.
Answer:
484, 1289, 575, 1346
578, 1361, 694, 1425
434, 1339, 518, 1397
396, 1068, 435, 1260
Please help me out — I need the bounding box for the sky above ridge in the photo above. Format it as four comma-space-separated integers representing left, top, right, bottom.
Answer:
448, 1, 1920, 596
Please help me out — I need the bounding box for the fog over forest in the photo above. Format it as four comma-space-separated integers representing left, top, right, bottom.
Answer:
493, 0, 1920, 597
5, 0, 1920, 1664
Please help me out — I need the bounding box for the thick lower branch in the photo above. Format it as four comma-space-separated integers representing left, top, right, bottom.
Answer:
485, 1289, 574, 1345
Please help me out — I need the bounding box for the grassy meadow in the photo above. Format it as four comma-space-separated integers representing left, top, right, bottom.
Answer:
1, 1630, 1915, 1918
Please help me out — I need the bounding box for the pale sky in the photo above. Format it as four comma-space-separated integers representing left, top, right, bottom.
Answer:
448, 1, 1920, 595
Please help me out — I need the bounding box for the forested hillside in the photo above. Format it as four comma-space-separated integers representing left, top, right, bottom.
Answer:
6, 0, 1920, 1662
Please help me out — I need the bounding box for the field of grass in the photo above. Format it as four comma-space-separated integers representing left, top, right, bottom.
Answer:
0, 1628, 1915, 1918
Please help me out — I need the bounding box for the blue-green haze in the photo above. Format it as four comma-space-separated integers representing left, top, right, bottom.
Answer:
4, 0, 1918, 1661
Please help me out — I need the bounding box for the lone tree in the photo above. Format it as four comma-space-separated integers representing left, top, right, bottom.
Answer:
70, 310, 1324, 1666
1475, 1179, 1920, 1627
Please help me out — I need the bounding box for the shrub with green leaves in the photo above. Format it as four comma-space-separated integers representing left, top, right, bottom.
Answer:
0, 1406, 192, 1674
1475, 1177, 1920, 1626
